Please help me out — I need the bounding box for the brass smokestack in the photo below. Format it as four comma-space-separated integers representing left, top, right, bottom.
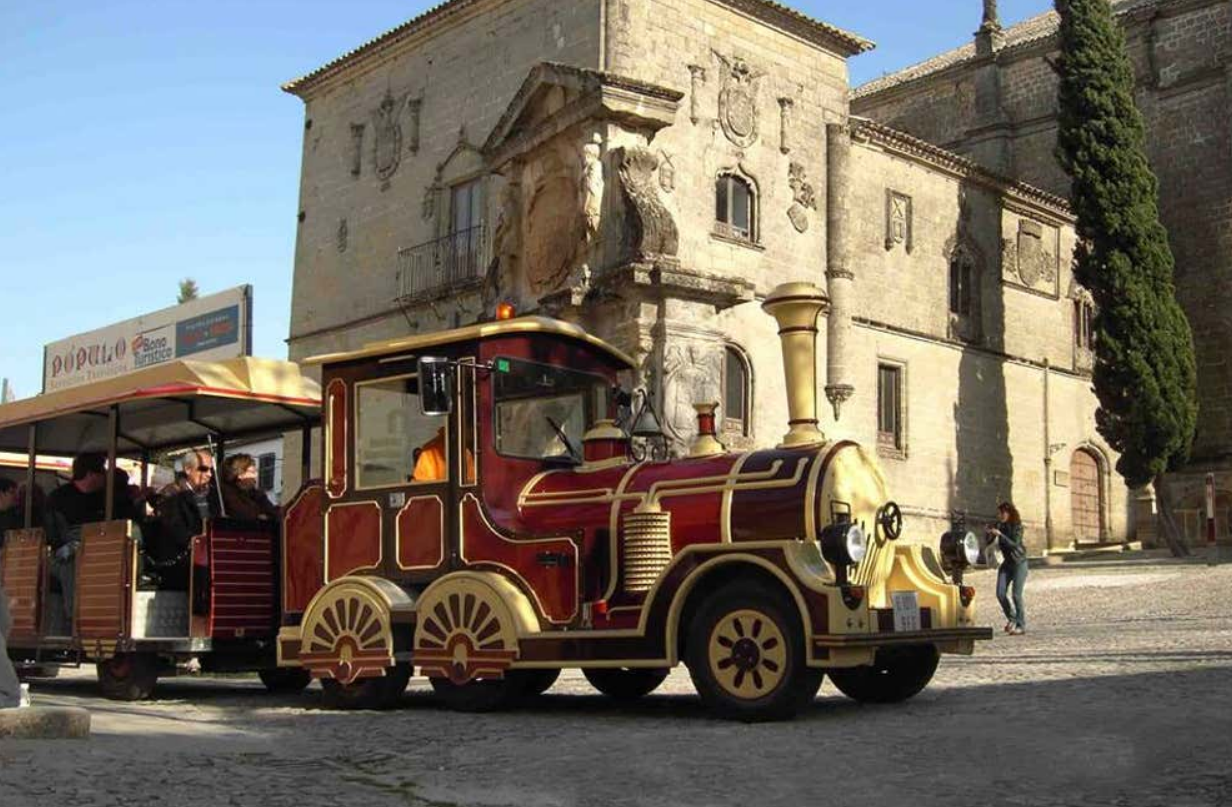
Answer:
762, 282, 830, 448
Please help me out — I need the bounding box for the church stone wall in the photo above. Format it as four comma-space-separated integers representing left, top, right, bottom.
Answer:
853, 0, 1232, 475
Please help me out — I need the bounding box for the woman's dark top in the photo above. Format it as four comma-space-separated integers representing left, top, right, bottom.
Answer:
996, 520, 1027, 564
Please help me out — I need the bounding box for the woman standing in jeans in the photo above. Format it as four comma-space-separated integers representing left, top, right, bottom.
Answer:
988, 501, 1029, 635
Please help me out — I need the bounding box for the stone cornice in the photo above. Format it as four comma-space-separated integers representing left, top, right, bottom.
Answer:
284, 0, 873, 99
850, 118, 1074, 221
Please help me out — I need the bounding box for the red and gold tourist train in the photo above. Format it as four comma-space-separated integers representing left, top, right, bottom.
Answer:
1, 282, 992, 719
273, 282, 992, 720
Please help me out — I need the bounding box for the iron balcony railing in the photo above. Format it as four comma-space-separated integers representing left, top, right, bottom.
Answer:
396, 224, 489, 302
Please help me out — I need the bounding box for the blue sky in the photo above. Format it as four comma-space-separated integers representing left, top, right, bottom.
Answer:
0, 0, 1055, 399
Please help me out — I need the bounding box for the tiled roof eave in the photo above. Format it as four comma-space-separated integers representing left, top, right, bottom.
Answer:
284, 0, 874, 98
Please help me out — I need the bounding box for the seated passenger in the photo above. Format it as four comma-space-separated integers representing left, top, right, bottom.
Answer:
152, 450, 219, 578
45, 453, 108, 624
412, 427, 447, 482
220, 453, 279, 522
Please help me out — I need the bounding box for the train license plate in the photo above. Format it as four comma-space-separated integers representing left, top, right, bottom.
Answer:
891, 591, 921, 632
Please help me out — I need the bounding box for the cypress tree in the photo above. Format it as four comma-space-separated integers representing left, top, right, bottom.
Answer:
1054, 0, 1198, 554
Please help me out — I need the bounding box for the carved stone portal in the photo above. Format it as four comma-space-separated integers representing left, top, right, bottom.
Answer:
614, 146, 679, 262
714, 52, 764, 149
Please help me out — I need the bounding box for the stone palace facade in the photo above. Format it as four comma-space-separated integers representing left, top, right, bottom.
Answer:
854, 0, 1231, 545
283, 0, 1137, 553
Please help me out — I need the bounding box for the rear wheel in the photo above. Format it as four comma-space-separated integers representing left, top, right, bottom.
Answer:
320, 664, 410, 710
583, 667, 670, 700
16, 664, 60, 681
258, 667, 312, 695
827, 644, 940, 704
685, 582, 823, 722
97, 653, 160, 701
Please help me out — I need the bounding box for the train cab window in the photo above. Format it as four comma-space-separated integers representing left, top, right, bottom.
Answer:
493, 358, 609, 462
355, 375, 448, 488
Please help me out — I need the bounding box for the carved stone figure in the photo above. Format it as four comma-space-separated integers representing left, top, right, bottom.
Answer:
349, 124, 365, 178
688, 65, 706, 126
778, 97, 794, 155
661, 343, 723, 451
493, 179, 521, 264
614, 146, 679, 261
406, 98, 423, 154
579, 134, 604, 242
787, 162, 816, 234
372, 89, 407, 181
713, 52, 764, 149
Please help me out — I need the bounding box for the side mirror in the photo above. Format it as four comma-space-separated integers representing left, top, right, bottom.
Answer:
418, 356, 454, 416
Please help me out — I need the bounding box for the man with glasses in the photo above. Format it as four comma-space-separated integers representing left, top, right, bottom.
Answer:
152, 449, 218, 588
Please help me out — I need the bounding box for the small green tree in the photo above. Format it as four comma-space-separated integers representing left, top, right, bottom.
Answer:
177, 278, 200, 304
1054, 0, 1198, 555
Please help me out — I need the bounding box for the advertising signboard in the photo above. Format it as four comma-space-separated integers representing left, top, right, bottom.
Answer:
42, 286, 252, 393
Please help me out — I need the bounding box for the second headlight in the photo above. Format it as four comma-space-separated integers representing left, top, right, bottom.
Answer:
820, 521, 868, 567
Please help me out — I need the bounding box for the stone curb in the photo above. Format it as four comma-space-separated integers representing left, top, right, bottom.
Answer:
0, 707, 91, 739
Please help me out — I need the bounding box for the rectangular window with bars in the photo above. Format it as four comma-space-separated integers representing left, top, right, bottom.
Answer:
877, 363, 903, 451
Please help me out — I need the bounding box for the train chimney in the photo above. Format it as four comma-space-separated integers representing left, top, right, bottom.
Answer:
762, 282, 830, 448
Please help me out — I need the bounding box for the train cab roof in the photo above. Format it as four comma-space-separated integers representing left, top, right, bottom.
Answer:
0, 356, 321, 455
302, 316, 637, 370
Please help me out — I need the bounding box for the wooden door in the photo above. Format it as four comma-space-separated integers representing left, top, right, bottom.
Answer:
1070, 450, 1103, 543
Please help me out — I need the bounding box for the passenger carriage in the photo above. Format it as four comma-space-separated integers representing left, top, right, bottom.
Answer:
0, 357, 320, 699
277, 283, 993, 720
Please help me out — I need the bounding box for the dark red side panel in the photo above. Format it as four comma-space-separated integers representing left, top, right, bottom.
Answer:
76, 521, 132, 649
283, 482, 325, 615
326, 501, 382, 582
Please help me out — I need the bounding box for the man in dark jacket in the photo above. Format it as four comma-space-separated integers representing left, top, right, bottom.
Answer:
152, 450, 218, 587
44, 453, 108, 625
0, 478, 22, 548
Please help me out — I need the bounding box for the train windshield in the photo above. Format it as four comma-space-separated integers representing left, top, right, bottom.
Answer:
492, 357, 609, 462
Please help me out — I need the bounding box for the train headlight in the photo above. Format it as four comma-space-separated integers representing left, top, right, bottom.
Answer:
821, 522, 867, 568
940, 530, 982, 570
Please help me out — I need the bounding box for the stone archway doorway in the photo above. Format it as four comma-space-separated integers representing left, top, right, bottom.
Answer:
1070, 449, 1104, 543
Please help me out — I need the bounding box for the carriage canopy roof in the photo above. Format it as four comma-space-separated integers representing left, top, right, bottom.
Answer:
302, 316, 637, 370
0, 357, 320, 456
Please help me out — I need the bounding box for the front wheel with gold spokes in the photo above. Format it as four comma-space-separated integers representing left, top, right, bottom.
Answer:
686, 583, 822, 722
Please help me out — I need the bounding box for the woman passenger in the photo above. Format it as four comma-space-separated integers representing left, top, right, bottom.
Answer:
220, 454, 279, 522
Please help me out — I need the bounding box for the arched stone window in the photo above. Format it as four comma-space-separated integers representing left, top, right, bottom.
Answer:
722, 345, 752, 437
715, 172, 757, 243
1070, 282, 1096, 373
946, 239, 981, 342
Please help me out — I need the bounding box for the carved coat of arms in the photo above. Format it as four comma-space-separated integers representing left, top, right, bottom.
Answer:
714, 52, 764, 149
1014, 219, 1057, 290
372, 90, 407, 181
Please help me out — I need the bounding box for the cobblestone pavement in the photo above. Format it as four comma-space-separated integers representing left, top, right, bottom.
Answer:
3, 562, 1231, 807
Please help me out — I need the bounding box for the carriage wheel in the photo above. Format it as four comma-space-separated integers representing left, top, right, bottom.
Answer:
320, 663, 411, 710
258, 667, 312, 695
827, 644, 940, 704
97, 652, 160, 701
685, 582, 822, 722
583, 667, 670, 700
